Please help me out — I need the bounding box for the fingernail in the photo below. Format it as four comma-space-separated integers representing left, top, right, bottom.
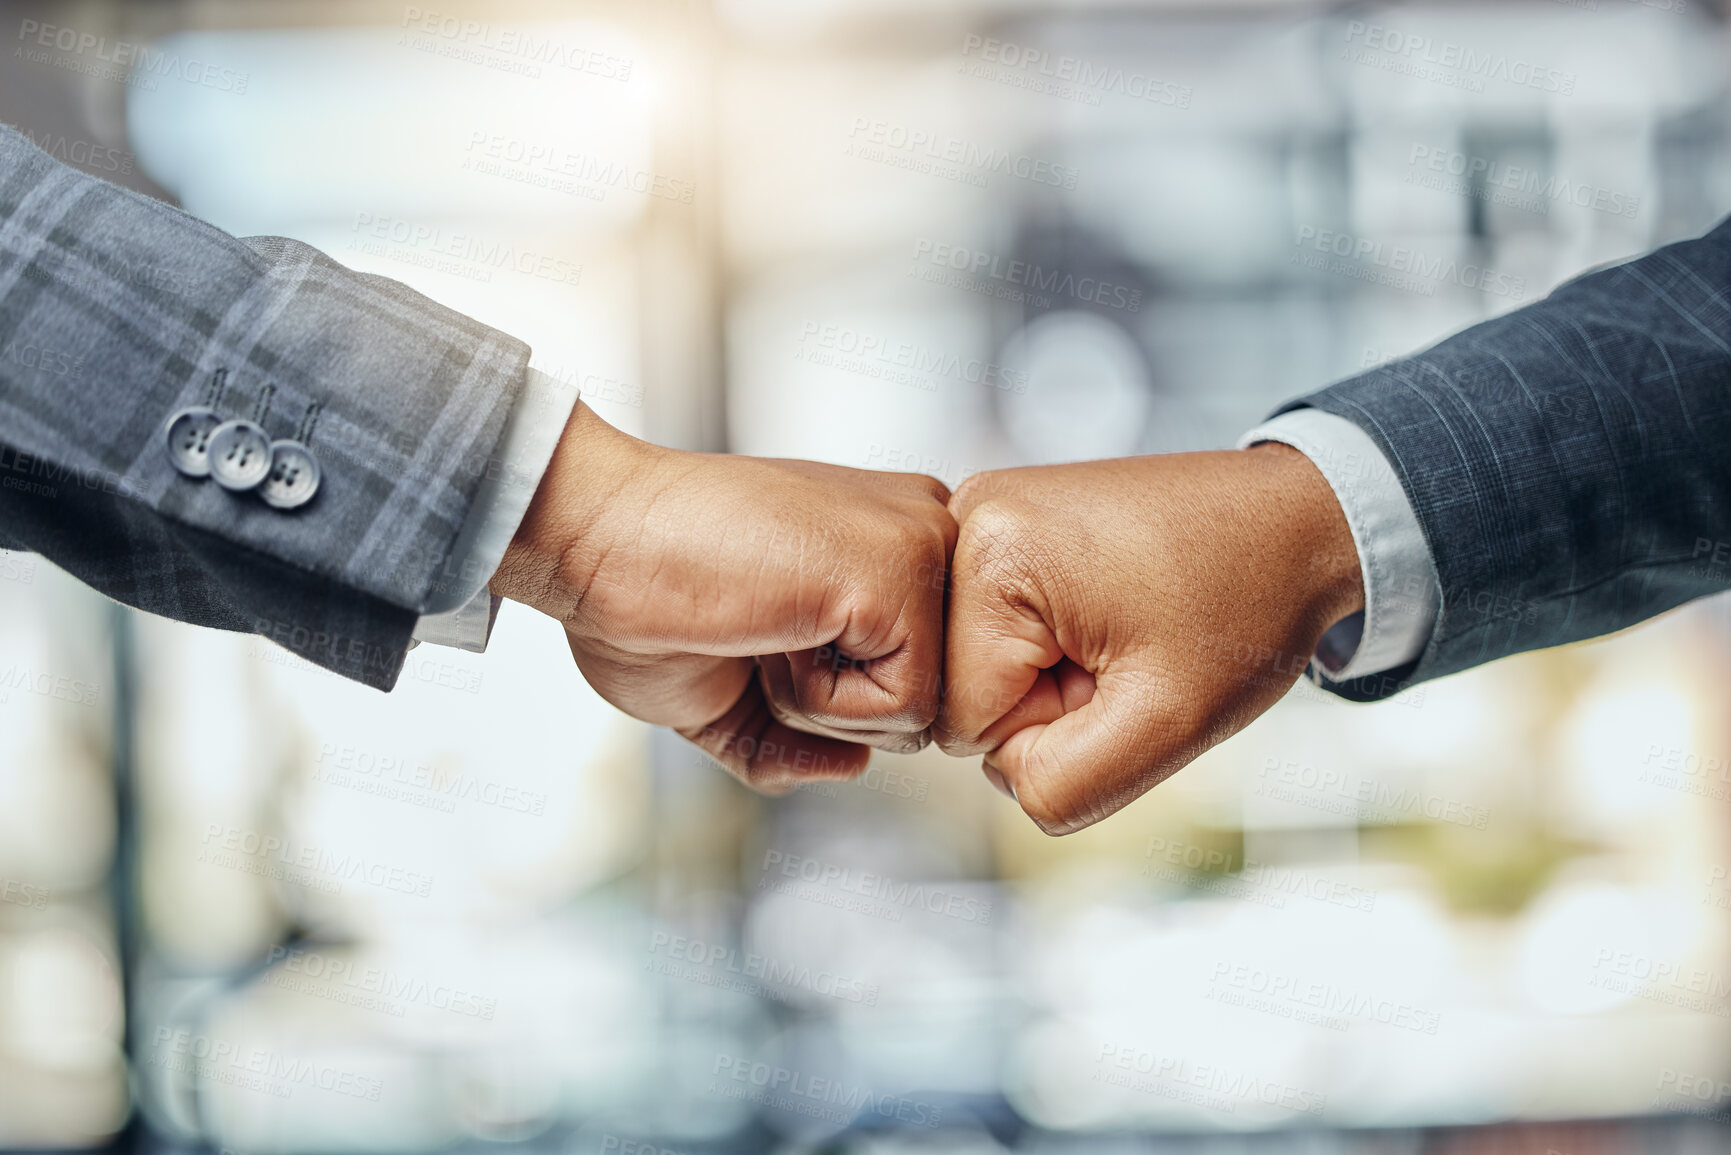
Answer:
982, 760, 1017, 802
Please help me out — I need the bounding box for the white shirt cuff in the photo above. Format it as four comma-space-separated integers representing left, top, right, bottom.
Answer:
410, 590, 502, 653
1238, 409, 1440, 682
410, 367, 581, 652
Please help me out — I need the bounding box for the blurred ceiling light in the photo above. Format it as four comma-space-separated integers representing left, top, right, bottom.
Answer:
1561, 682, 1697, 837
126, 23, 652, 236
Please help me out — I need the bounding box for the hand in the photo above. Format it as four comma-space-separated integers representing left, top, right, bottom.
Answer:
491, 403, 956, 793
936, 444, 1365, 835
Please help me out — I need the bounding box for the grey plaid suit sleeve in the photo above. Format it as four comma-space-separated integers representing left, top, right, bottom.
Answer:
1284, 217, 1731, 702
0, 124, 532, 691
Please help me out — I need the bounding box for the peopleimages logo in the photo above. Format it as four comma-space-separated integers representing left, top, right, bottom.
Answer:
1259, 756, 1489, 829
263, 945, 498, 1020
1588, 947, 1731, 1017
198, 824, 435, 898
349, 213, 584, 287
1094, 1044, 1327, 1116
845, 117, 1080, 190
1656, 1067, 1731, 1118
647, 932, 880, 1007
1208, 962, 1443, 1035
401, 7, 634, 82
462, 131, 696, 206
796, 321, 1028, 396
148, 1028, 383, 1101
1293, 225, 1527, 301
1141, 836, 1378, 914
19, 128, 133, 175
16, 19, 250, 93
911, 239, 1143, 313
1406, 144, 1641, 219
958, 34, 1193, 109
314, 742, 547, 816
758, 850, 994, 925
710, 1054, 944, 1128
0, 663, 99, 708
0, 877, 49, 911
1342, 20, 1577, 96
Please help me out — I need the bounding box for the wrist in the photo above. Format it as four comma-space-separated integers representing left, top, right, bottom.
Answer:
1242, 441, 1366, 637
490, 401, 660, 622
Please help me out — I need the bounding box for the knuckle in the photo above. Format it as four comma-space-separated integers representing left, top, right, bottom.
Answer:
934, 727, 984, 757
762, 684, 803, 728
1013, 755, 1095, 835
868, 680, 933, 728
954, 500, 1031, 574
890, 518, 951, 578
949, 472, 991, 516
862, 695, 938, 734
936, 679, 1010, 746
870, 729, 932, 755
1019, 788, 1089, 836
916, 473, 952, 506
924, 516, 954, 561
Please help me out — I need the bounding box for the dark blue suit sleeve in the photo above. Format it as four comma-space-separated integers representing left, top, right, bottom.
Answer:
1287, 218, 1731, 701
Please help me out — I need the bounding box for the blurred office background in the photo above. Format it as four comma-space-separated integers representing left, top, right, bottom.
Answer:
4, 0, 1731, 1150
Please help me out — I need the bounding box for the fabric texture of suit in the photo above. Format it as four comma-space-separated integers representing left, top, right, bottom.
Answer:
0, 124, 530, 690
1290, 218, 1731, 701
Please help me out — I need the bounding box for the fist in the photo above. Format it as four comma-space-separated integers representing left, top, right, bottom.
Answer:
495, 404, 958, 794
936, 446, 1364, 834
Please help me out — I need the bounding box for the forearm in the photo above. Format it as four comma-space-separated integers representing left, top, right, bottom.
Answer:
488, 399, 653, 624
1291, 218, 1731, 696
1235, 442, 1368, 644
0, 123, 532, 688
411, 367, 581, 652
1242, 409, 1439, 692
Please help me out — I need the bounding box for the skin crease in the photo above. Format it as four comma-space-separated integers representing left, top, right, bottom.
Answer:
490, 401, 959, 795
935, 443, 1366, 836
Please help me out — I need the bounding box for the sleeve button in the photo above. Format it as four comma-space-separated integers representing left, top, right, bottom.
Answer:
206, 420, 273, 491
164, 407, 225, 478
259, 441, 321, 510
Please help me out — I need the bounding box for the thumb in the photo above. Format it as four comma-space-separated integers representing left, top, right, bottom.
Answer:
939, 498, 1175, 834
934, 500, 1070, 755
986, 666, 1178, 835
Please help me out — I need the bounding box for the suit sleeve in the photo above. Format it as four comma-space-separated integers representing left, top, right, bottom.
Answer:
0, 123, 531, 690
1285, 217, 1731, 702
